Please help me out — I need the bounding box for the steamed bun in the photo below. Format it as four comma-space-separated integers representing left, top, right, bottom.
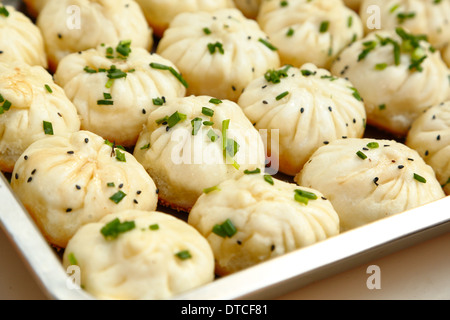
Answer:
296, 138, 445, 231
0, 4, 47, 68
54, 41, 186, 147
37, 0, 153, 72
0, 62, 80, 172
11, 131, 159, 248
238, 63, 366, 176
188, 173, 340, 276
157, 8, 280, 102
63, 210, 215, 300
331, 28, 450, 136
406, 101, 450, 195
257, 0, 364, 69
133, 95, 266, 212
135, 0, 236, 37
360, 0, 450, 50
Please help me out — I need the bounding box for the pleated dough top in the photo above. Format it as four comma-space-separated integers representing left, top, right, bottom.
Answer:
296, 138, 445, 232
257, 0, 364, 69
360, 0, 450, 49
238, 63, 366, 176
11, 131, 159, 248
188, 173, 340, 276
0, 4, 47, 68
0, 62, 80, 172
157, 8, 280, 102
406, 101, 450, 195
331, 28, 450, 136
133, 95, 266, 212
63, 210, 215, 300
37, 0, 153, 71
54, 42, 187, 147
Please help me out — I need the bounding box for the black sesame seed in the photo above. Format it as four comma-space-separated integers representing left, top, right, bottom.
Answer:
373, 177, 379, 186
118, 183, 124, 189
15, 173, 19, 179
57, 112, 62, 117
398, 165, 404, 169
408, 158, 414, 161
271, 245, 275, 251
425, 150, 429, 156
137, 190, 142, 195
328, 106, 333, 112
27, 177, 32, 183
323, 141, 329, 145
342, 136, 348, 139
166, 126, 170, 132
31, 169, 36, 175
363, 147, 369, 151
66, 208, 72, 213
300, 108, 305, 113
437, 135, 441, 141
133, 199, 138, 204
84, 138, 89, 143
262, 85, 267, 89
57, 33, 62, 39
155, 189, 159, 194
237, 240, 242, 245
67, 151, 75, 155
24, 155, 28, 160
232, 86, 236, 91
263, 100, 268, 104
142, 109, 146, 115
75, 185, 81, 190
321, 196, 327, 200
353, 118, 356, 124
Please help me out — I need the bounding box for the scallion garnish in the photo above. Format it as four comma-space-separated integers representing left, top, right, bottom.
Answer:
109, 191, 127, 204
191, 118, 202, 136
207, 129, 219, 142
100, 218, 135, 240
0, 6, 10, 17
212, 219, 237, 238
175, 250, 192, 260
294, 189, 318, 205
202, 107, 214, 117
43, 121, 54, 135
356, 151, 367, 160
207, 42, 225, 55
203, 185, 220, 194
150, 63, 189, 88
244, 168, 261, 175
413, 173, 427, 183
264, 174, 274, 185
45, 84, 53, 93
276, 91, 289, 101
167, 111, 187, 128
367, 142, 379, 149
259, 38, 277, 51
209, 98, 222, 105
115, 149, 126, 162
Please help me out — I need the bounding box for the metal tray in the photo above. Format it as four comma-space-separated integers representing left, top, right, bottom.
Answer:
1, 0, 449, 300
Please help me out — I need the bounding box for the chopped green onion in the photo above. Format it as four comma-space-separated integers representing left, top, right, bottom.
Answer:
100, 218, 135, 240
115, 149, 126, 162
149, 224, 159, 231
203, 27, 211, 35
43, 121, 54, 135
167, 111, 187, 128
202, 107, 215, 117
109, 190, 127, 204
276, 91, 289, 101
319, 21, 330, 33
209, 98, 222, 105
413, 173, 427, 183
259, 38, 278, 51
153, 97, 165, 106
212, 219, 237, 238
175, 250, 192, 260
264, 65, 291, 83
207, 42, 225, 55
264, 174, 274, 185
150, 63, 189, 88
203, 185, 220, 194
356, 151, 367, 160
244, 168, 261, 175
67, 253, 78, 266
45, 84, 53, 93
0, 6, 10, 17
116, 40, 132, 57
107, 182, 115, 188
140, 143, 150, 150
295, 189, 318, 200
97, 100, 114, 106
